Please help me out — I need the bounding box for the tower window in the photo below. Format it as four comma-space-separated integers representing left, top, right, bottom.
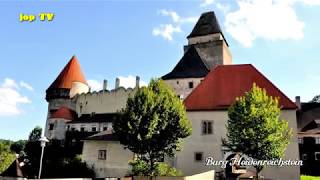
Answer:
176, 81, 179, 84
80, 127, 85, 132
202, 120, 213, 135
49, 124, 54, 130
189, 82, 194, 88
98, 150, 107, 160
103, 126, 108, 131
92, 127, 97, 132
194, 152, 203, 162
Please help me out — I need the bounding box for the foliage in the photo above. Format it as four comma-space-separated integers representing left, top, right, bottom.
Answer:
153, 162, 182, 176
114, 79, 192, 175
0, 140, 15, 174
310, 95, 320, 103
10, 140, 27, 154
28, 126, 42, 141
129, 159, 181, 176
223, 83, 292, 177
301, 175, 320, 180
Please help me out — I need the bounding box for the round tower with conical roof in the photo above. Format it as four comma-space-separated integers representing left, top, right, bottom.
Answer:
45, 56, 89, 139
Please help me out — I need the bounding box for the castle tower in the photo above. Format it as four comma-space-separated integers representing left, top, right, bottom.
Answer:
162, 11, 232, 99
45, 55, 89, 138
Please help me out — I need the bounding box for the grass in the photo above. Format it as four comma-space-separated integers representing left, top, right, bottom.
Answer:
301, 175, 320, 180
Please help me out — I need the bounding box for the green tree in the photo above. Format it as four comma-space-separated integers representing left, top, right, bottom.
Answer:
0, 140, 15, 174
28, 126, 42, 141
113, 79, 192, 175
10, 140, 27, 154
310, 95, 320, 103
223, 84, 292, 178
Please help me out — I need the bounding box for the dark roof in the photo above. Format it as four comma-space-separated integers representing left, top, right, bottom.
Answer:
47, 55, 87, 90
187, 11, 228, 45
162, 46, 209, 80
1, 159, 24, 177
301, 102, 320, 112
68, 113, 117, 124
84, 130, 118, 141
184, 64, 297, 110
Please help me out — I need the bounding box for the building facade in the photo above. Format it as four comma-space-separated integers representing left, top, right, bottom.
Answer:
43, 11, 301, 179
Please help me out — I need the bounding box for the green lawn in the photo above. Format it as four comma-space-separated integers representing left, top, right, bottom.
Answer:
301, 175, 320, 180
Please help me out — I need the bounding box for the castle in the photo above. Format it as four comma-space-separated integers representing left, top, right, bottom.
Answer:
44, 11, 300, 179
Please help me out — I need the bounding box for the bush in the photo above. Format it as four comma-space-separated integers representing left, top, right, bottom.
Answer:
129, 159, 181, 176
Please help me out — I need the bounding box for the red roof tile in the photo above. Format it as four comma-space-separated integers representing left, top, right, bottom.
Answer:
184, 64, 297, 110
48, 55, 87, 89
50, 106, 76, 120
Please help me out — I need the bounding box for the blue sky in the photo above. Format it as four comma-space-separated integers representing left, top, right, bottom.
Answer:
1, 0, 320, 140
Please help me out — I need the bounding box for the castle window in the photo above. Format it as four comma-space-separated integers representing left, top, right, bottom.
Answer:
202, 120, 213, 135
194, 152, 203, 162
315, 137, 320, 144
98, 150, 107, 160
80, 126, 85, 132
189, 82, 194, 89
103, 126, 108, 131
315, 152, 320, 161
49, 124, 54, 130
298, 137, 303, 144
302, 154, 308, 160
176, 81, 179, 84
92, 127, 97, 132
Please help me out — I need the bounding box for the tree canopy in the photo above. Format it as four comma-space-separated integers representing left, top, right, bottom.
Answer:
113, 79, 192, 175
223, 84, 292, 177
310, 95, 320, 103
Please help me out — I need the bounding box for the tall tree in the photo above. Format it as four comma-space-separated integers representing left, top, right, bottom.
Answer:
0, 140, 15, 174
28, 126, 42, 141
223, 84, 292, 178
310, 95, 320, 103
113, 79, 192, 175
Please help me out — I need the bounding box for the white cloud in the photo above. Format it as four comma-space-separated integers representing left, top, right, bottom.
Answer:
153, 10, 198, 41
2, 78, 18, 89
216, 3, 231, 14
200, 0, 215, 7
117, 75, 147, 89
152, 24, 182, 41
0, 78, 31, 116
20, 81, 33, 91
225, 0, 305, 47
87, 79, 103, 91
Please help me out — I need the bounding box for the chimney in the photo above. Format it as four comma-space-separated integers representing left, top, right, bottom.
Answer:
103, 80, 108, 91
136, 76, 140, 88
295, 96, 301, 109
115, 78, 120, 89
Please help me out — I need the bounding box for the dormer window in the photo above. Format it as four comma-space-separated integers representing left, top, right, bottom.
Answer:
189, 82, 194, 89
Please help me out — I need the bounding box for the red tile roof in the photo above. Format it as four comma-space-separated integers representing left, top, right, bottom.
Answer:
48, 55, 87, 90
50, 106, 76, 120
184, 64, 297, 110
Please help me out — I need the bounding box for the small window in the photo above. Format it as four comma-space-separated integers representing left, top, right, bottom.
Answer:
302, 154, 308, 160
80, 127, 85, 132
298, 137, 303, 144
202, 121, 213, 135
315, 137, 320, 144
176, 81, 179, 84
189, 82, 194, 89
49, 124, 54, 130
195, 152, 203, 162
92, 127, 97, 132
103, 126, 108, 131
98, 150, 107, 160
315, 152, 320, 160
71, 127, 75, 131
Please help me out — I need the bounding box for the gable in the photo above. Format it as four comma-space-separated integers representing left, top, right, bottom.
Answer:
162, 47, 209, 80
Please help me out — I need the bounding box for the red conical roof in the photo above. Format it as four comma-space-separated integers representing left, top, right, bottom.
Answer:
48, 56, 87, 90
50, 106, 76, 120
